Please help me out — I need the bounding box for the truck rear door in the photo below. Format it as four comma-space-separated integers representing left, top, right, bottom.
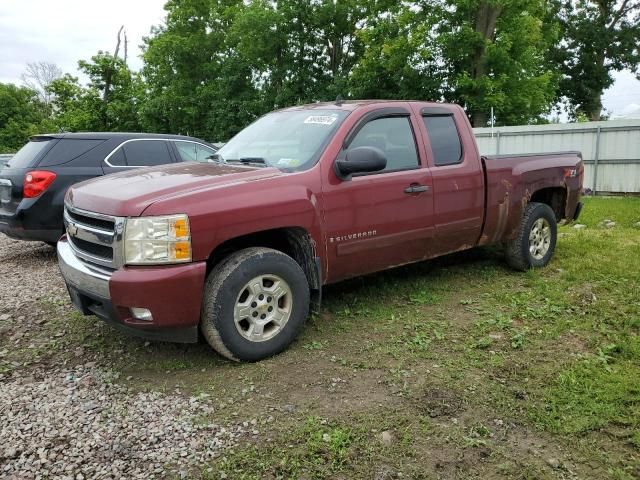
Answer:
321, 106, 435, 283
413, 105, 485, 255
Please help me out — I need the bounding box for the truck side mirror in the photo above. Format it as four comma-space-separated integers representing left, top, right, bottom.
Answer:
335, 146, 387, 180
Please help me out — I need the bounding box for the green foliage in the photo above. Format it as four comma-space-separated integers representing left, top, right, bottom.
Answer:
48, 53, 143, 132
0, 83, 54, 152
140, 0, 402, 141
555, 0, 640, 120
349, 3, 444, 101
437, 0, 560, 126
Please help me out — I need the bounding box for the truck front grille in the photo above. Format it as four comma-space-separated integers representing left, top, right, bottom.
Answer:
64, 204, 125, 269
70, 237, 114, 260
66, 208, 115, 232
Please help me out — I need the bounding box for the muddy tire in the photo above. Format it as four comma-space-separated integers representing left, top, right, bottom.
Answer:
200, 247, 310, 362
505, 202, 557, 271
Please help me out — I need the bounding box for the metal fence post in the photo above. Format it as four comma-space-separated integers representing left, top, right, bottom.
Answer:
592, 126, 601, 194
496, 131, 501, 155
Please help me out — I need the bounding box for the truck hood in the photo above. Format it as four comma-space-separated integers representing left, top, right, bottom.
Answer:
67, 162, 283, 217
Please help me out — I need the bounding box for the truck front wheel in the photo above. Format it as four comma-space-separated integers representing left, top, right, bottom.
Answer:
505, 202, 557, 271
200, 247, 310, 362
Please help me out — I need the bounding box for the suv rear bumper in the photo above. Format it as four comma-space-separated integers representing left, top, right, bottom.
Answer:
0, 217, 61, 243
57, 236, 207, 343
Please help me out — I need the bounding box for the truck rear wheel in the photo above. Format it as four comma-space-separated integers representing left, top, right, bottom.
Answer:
200, 247, 310, 362
505, 202, 557, 271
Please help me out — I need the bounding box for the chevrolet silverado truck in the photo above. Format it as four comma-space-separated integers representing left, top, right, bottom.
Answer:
58, 101, 583, 362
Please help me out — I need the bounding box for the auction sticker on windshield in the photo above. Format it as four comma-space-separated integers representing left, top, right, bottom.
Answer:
304, 115, 338, 126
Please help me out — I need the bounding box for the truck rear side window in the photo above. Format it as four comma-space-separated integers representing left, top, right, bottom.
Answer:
423, 116, 463, 166
349, 117, 419, 172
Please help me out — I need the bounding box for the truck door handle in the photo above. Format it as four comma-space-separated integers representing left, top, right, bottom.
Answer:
404, 183, 430, 194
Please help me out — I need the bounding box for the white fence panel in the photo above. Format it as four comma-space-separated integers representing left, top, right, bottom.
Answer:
474, 120, 640, 194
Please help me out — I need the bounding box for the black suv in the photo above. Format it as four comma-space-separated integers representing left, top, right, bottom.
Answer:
0, 133, 218, 244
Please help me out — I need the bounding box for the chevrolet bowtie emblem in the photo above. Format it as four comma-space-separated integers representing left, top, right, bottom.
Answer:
67, 223, 78, 236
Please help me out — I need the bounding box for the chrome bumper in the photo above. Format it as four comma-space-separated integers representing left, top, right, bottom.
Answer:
57, 237, 112, 299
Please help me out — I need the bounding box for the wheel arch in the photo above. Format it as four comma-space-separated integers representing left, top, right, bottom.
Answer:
206, 227, 322, 311
529, 186, 567, 221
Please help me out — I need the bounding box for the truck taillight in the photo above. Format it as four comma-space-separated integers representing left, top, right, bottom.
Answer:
24, 171, 57, 198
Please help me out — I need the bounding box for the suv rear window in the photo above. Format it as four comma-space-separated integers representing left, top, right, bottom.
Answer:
39, 139, 106, 167
7, 138, 55, 169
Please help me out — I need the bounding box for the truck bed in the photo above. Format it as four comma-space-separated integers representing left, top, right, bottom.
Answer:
479, 151, 583, 245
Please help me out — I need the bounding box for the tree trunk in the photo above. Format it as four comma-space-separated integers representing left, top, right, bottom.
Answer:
473, 111, 488, 128
588, 93, 603, 121
470, 2, 502, 127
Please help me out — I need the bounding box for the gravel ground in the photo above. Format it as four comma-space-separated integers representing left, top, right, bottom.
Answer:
1, 365, 242, 478
0, 236, 244, 478
0, 237, 65, 310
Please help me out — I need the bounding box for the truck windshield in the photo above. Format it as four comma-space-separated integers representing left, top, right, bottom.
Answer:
216, 109, 349, 171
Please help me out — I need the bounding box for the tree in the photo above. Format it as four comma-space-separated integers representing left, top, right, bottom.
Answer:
48, 53, 143, 132
437, 0, 560, 126
47, 74, 100, 132
141, 0, 258, 141
348, 3, 444, 100
21, 61, 63, 105
0, 83, 53, 152
555, 0, 640, 121
141, 0, 400, 141
78, 52, 143, 131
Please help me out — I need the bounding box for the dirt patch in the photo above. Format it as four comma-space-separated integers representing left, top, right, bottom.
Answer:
415, 388, 464, 418
231, 351, 400, 417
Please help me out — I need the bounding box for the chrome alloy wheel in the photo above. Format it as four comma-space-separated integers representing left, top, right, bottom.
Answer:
233, 274, 292, 342
529, 218, 551, 260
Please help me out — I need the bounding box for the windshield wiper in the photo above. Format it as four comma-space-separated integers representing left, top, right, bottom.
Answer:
239, 157, 266, 164
226, 157, 267, 166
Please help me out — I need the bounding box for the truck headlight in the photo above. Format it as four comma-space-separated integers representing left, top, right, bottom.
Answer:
124, 214, 192, 265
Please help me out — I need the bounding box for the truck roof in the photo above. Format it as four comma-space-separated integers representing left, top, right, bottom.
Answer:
279, 100, 452, 112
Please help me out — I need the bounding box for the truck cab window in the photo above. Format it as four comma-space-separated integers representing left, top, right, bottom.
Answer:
122, 140, 173, 167
423, 115, 463, 166
349, 117, 419, 172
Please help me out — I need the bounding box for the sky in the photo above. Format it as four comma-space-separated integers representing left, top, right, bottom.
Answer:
0, 0, 166, 83
1, 0, 639, 120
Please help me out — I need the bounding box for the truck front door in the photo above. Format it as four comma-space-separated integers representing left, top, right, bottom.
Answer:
321, 107, 435, 283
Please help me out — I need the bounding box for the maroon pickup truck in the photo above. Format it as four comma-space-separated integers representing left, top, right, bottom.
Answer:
58, 101, 583, 361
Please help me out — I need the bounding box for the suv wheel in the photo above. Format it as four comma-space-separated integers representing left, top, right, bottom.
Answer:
201, 247, 310, 362
505, 202, 557, 271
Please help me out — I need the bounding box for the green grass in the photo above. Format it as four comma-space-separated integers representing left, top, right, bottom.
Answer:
206, 196, 640, 478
